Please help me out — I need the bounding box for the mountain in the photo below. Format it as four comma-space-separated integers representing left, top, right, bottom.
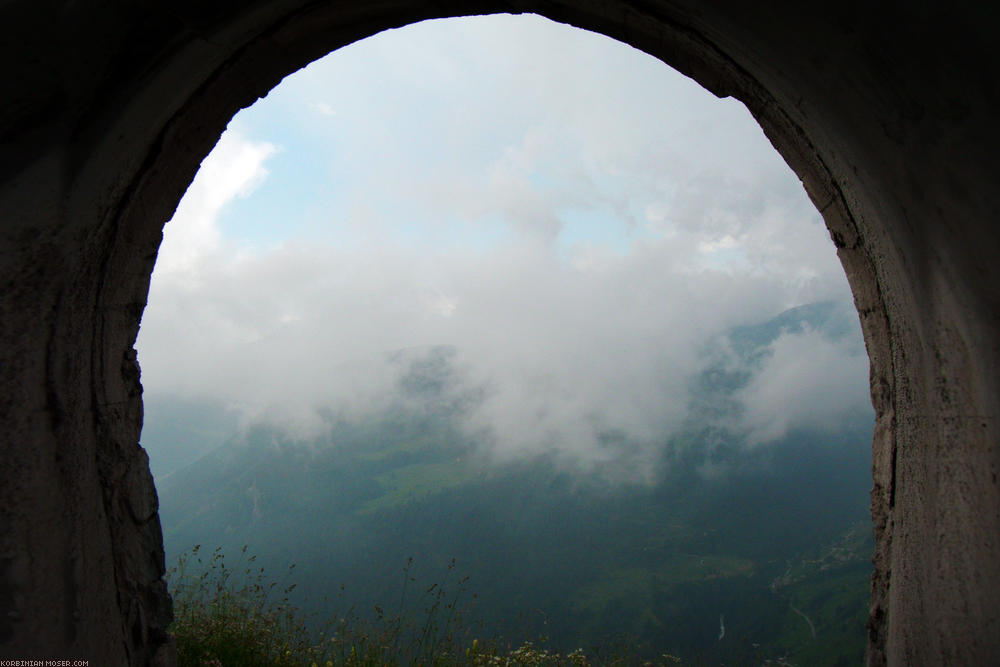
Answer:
142, 395, 242, 479
150, 301, 873, 664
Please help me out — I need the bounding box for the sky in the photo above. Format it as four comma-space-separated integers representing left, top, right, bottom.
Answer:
136, 14, 871, 472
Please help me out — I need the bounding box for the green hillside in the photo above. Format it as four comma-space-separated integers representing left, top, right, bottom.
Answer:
153, 302, 874, 665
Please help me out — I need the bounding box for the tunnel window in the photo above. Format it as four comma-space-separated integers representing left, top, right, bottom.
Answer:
137, 14, 873, 665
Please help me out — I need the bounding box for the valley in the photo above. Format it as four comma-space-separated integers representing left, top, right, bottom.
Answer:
150, 302, 873, 665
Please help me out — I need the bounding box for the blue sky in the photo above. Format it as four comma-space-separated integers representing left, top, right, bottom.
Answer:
137, 14, 869, 470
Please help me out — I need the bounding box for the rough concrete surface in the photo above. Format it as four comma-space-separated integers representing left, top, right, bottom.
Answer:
0, 1, 997, 665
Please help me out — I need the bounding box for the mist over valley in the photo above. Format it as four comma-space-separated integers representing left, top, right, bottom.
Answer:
147, 302, 873, 664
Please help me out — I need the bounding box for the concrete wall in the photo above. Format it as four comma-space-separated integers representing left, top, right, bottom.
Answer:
1, 1, 996, 664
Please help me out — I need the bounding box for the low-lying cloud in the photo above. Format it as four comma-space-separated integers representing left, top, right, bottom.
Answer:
737, 327, 871, 446
136, 15, 868, 473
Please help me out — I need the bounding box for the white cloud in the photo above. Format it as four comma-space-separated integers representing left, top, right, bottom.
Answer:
154, 130, 276, 276
311, 101, 336, 116
737, 327, 871, 445
137, 14, 865, 473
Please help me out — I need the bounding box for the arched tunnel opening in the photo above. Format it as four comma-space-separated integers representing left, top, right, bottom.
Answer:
0, 2, 997, 665
141, 14, 875, 664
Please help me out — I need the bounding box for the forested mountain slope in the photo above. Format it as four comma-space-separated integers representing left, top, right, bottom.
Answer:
151, 301, 873, 664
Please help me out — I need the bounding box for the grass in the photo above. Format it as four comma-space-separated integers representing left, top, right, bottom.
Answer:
571, 556, 754, 618
168, 545, 318, 666
359, 461, 480, 515
167, 546, 685, 667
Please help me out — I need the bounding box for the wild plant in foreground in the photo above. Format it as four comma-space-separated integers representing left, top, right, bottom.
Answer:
167, 546, 688, 666
168, 544, 326, 666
